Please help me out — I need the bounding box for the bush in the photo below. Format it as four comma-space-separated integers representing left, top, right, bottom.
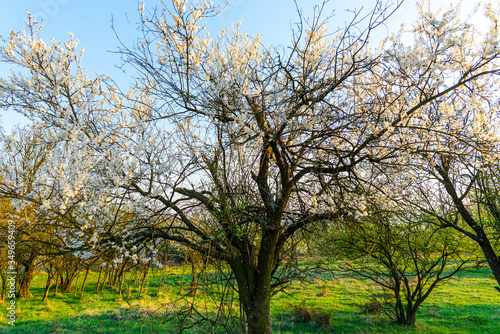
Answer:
289, 301, 331, 327
358, 298, 384, 314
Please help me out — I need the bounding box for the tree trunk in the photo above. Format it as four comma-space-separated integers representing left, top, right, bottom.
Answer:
41, 275, 52, 302
395, 297, 405, 324
189, 262, 198, 296
229, 231, 279, 334
405, 309, 417, 326
53, 273, 60, 296
438, 167, 500, 291
109, 269, 116, 289
73, 272, 80, 297
246, 293, 272, 334
95, 266, 103, 292
117, 272, 125, 300
139, 266, 149, 297
476, 233, 500, 287
454, 203, 500, 287
144, 279, 150, 296
115, 262, 127, 292
17, 254, 37, 299
395, 303, 418, 326
100, 269, 109, 291
179, 264, 186, 294
80, 266, 90, 297
61, 267, 79, 292
0, 271, 6, 301
127, 271, 132, 299
116, 262, 128, 300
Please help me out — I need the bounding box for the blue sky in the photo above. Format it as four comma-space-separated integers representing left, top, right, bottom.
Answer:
0, 0, 481, 132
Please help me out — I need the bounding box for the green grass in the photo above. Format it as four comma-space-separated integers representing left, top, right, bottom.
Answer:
1, 265, 499, 333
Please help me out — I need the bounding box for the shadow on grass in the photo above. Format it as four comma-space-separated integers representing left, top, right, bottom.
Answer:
0, 303, 499, 334
271, 303, 500, 334
0, 308, 178, 334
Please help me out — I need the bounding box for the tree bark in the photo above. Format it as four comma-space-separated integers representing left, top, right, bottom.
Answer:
189, 262, 198, 296
139, 264, 149, 297
41, 275, 52, 302
117, 272, 126, 300
437, 166, 500, 289
95, 266, 103, 292
246, 293, 272, 334
476, 237, 500, 287
229, 230, 279, 334
17, 253, 37, 299
100, 268, 109, 291
109, 269, 116, 289
179, 264, 186, 294
61, 266, 79, 292
80, 266, 90, 297
53, 273, 60, 296
0, 271, 6, 301
73, 272, 80, 297
127, 271, 132, 299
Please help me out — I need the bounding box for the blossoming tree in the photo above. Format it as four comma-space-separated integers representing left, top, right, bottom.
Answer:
1, 1, 499, 332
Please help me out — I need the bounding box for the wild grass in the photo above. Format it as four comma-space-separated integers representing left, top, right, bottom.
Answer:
1, 263, 499, 333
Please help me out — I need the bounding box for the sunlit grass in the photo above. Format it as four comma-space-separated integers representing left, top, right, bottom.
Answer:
1, 264, 499, 333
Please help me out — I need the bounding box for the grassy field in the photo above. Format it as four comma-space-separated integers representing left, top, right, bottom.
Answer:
1, 264, 499, 333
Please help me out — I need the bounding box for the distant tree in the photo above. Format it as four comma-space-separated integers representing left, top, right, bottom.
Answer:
0, 126, 160, 297
321, 195, 473, 326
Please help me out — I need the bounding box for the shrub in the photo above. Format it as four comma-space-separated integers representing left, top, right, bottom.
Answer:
358, 297, 385, 315
289, 301, 331, 327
